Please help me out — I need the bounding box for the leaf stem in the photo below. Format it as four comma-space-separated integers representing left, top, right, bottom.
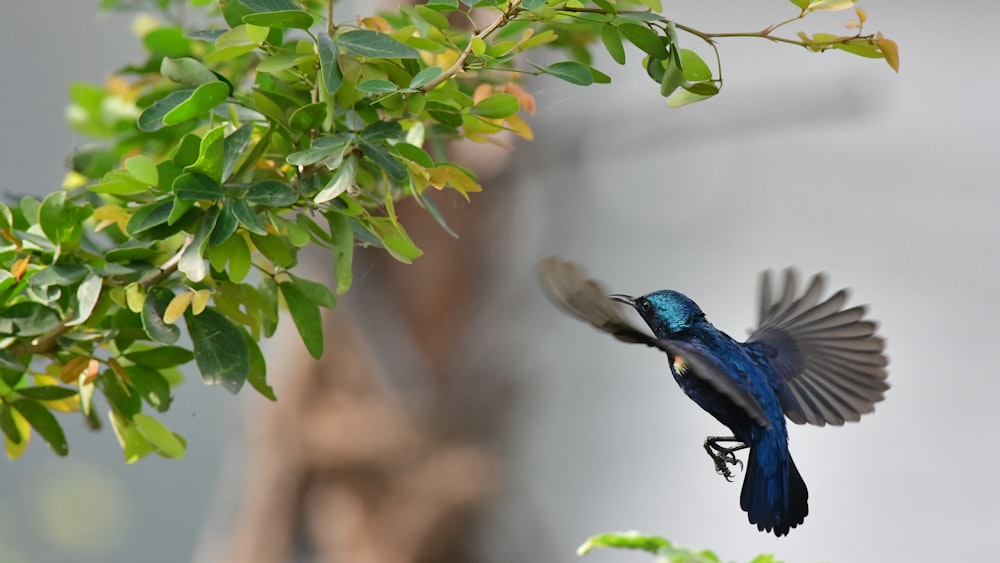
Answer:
420, 0, 524, 92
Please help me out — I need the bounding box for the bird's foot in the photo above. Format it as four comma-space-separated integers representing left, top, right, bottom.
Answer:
703, 436, 748, 482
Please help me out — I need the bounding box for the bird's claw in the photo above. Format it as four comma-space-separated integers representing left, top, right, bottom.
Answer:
703, 436, 748, 482
711, 450, 743, 481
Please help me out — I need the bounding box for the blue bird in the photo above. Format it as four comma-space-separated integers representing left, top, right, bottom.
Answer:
537, 257, 889, 536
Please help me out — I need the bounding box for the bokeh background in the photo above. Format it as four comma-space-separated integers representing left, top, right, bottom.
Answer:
1, 1, 996, 562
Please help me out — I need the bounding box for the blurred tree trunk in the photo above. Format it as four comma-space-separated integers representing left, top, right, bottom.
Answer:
213, 143, 516, 562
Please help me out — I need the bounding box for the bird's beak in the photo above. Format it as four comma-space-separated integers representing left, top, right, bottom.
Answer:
608, 294, 635, 306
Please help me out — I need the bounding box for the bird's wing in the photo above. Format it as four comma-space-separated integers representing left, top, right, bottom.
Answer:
537, 256, 657, 347
537, 257, 771, 428
746, 269, 889, 426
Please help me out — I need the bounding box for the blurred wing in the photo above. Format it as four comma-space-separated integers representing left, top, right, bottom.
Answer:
747, 269, 889, 426
537, 256, 771, 428
537, 256, 660, 348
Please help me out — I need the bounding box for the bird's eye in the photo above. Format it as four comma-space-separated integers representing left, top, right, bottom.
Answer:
640, 300, 651, 312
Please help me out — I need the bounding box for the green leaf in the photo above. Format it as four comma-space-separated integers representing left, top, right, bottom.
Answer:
522, 0, 546, 8
231, 198, 268, 235
133, 414, 185, 458
289, 273, 337, 308
12, 399, 68, 456
544, 61, 594, 86
395, 143, 434, 167
833, 38, 883, 58
246, 180, 297, 206
186, 125, 227, 182
185, 307, 250, 394
666, 83, 717, 107
31, 265, 88, 287
315, 155, 357, 204
144, 26, 192, 57
0, 403, 21, 445
470, 93, 519, 118
279, 281, 324, 359
163, 81, 230, 126
356, 80, 399, 94
425, 100, 463, 128
592, 0, 616, 14
576, 531, 672, 556
17, 386, 79, 401
66, 273, 103, 327
286, 134, 352, 166
137, 82, 230, 131
222, 123, 254, 181
124, 155, 160, 185
359, 140, 407, 180
124, 365, 173, 412
179, 204, 219, 283
38, 191, 67, 244
326, 213, 354, 294
141, 287, 182, 344
89, 169, 148, 195
807, 0, 856, 11
102, 368, 142, 419
413, 5, 450, 29
126, 200, 173, 237
659, 55, 685, 96
0, 302, 61, 337
210, 200, 239, 245
109, 411, 152, 464
361, 120, 403, 140
335, 29, 420, 59
229, 234, 252, 282
160, 57, 219, 87
317, 33, 344, 95
289, 102, 327, 131
618, 22, 667, 59
203, 24, 268, 63
250, 232, 297, 268
601, 24, 626, 64
241, 0, 314, 28
242, 327, 275, 400
123, 346, 195, 368
409, 66, 442, 89
679, 49, 712, 81
174, 172, 223, 201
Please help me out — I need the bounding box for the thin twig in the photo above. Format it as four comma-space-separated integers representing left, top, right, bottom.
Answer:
326, 0, 335, 36
420, 0, 524, 92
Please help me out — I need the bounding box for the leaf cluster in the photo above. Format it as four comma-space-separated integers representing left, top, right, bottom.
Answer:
577, 531, 783, 563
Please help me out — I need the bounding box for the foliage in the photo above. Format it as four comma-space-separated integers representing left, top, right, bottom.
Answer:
0, 0, 896, 461
577, 531, 783, 563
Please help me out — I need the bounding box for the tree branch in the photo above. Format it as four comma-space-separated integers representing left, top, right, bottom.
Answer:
420, 0, 524, 92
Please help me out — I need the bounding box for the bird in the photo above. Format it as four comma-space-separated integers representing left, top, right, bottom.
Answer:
536, 257, 889, 536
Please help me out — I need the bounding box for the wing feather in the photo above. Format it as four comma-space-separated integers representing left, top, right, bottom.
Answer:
748, 268, 889, 426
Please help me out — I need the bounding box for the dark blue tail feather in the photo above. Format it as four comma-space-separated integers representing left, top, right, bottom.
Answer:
740, 445, 809, 536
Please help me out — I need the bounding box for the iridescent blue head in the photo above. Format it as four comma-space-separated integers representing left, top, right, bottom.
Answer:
610, 290, 706, 339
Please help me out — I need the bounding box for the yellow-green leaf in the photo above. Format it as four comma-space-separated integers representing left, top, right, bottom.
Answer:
133, 414, 186, 458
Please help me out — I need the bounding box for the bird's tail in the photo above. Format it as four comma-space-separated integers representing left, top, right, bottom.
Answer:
740, 435, 809, 537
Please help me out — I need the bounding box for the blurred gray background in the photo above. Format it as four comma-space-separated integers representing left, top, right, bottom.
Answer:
1, 1, 995, 562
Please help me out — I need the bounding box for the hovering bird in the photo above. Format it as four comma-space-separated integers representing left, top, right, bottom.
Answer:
536, 257, 889, 536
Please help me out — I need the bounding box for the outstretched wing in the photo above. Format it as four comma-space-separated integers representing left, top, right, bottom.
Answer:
537, 257, 771, 428
537, 256, 658, 348
746, 269, 889, 426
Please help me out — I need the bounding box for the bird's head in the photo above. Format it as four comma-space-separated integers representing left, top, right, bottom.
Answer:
610, 290, 705, 339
